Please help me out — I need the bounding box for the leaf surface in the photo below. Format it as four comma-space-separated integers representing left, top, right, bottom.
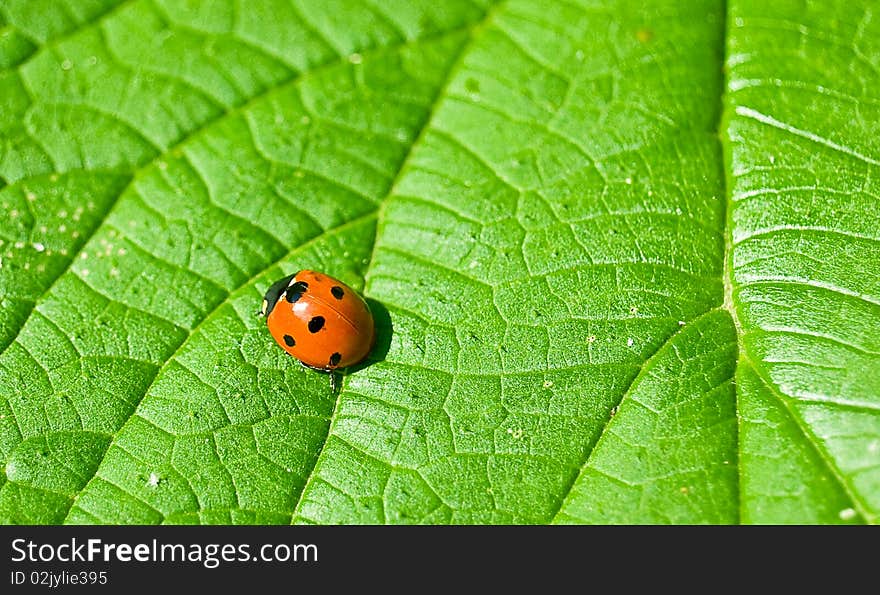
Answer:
0, 0, 876, 524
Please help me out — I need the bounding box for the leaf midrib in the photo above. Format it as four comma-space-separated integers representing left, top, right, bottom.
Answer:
718, 9, 864, 522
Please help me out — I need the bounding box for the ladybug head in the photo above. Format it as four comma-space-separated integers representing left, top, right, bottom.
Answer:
260, 273, 295, 317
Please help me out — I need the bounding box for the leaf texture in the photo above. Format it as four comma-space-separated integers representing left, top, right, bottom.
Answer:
0, 0, 876, 524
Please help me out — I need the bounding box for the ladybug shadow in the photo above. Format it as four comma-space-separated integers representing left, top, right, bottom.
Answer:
348, 298, 392, 373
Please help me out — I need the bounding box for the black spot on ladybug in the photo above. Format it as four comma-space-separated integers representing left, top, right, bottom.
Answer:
285, 281, 309, 303
283, 334, 295, 347
308, 316, 325, 333
330, 286, 344, 300
329, 352, 341, 366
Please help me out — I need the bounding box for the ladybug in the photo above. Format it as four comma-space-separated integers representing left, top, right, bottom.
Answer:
261, 270, 375, 389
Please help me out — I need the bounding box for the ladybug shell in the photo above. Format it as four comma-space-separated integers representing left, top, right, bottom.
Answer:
264, 270, 375, 370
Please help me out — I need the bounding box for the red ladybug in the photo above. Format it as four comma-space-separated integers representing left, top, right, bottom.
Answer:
261, 270, 375, 386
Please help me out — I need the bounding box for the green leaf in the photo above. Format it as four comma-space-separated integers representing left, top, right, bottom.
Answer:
725, 1, 880, 523
0, 0, 876, 525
